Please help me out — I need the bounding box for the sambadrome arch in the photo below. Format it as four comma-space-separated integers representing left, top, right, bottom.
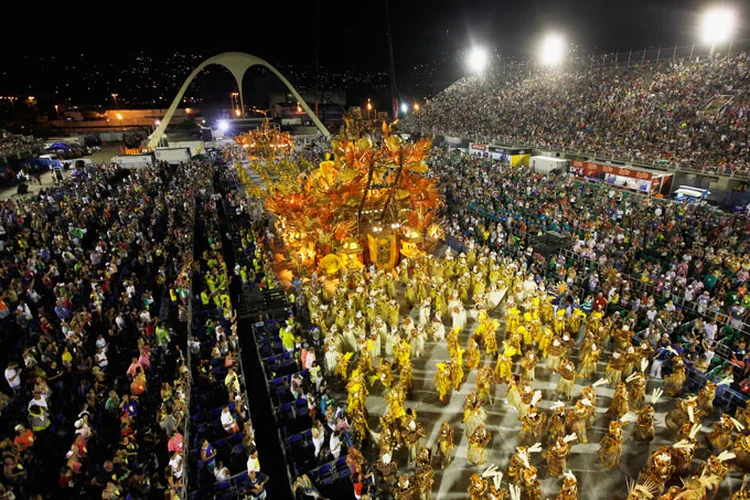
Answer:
147, 52, 331, 149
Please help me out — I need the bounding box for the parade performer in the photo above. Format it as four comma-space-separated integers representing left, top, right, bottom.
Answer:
415, 445, 434, 500
476, 365, 496, 406
435, 420, 455, 469
634, 389, 662, 443
626, 364, 648, 412
519, 394, 546, 446
546, 335, 565, 372
467, 423, 493, 466
402, 408, 425, 467
636, 446, 675, 496
598, 415, 632, 468
604, 382, 630, 421
555, 358, 578, 401
507, 444, 542, 485
545, 434, 576, 477
519, 462, 541, 500
579, 342, 600, 379
605, 349, 626, 386
451, 346, 465, 391
376, 450, 398, 488
394, 474, 419, 500
376, 358, 394, 390
664, 356, 686, 397
435, 362, 453, 405
400, 358, 414, 394
465, 394, 488, 438
671, 427, 701, 477
495, 353, 513, 384
735, 434, 750, 472
547, 402, 568, 445
556, 471, 579, 500
707, 414, 743, 454
467, 339, 481, 372
519, 350, 538, 382
665, 395, 701, 434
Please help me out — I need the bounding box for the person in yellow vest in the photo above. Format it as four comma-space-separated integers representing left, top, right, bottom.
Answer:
200, 290, 210, 307
280, 323, 296, 352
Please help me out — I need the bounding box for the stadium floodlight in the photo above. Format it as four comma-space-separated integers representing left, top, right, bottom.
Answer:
540, 33, 565, 66
700, 6, 736, 45
218, 120, 229, 132
400, 102, 409, 114
467, 46, 489, 74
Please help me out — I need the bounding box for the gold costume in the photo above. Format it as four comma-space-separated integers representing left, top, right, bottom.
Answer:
520, 465, 541, 500
706, 414, 734, 454
467, 424, 492, 466
579, 346, 600, 379
627, 372, 647, 411
400, 360, 413, 393
546, 337, 565, 372
604, 382, 629, 421
555, 360, 578, 401
544, 438, 572, 477
466, 339, 481, 372
435, 362, 452, 405
636, 447, 674, 496
519, 406, 547, 446
547, 405, 567, 445
520, 350, 538, 381
394, 474, 419, 500
696, 380, 717, 415
468, 474, 489, 500
435, 421, 455, 469
633, 404, 655, 443
495, 354, 513, 383
733, 434, 750, 471
605, 350, 625, 386
556, 473, 579, 500
598, 421, 624, 468
664, 358, 686, 397
476, 365, 495, 406
451, 347, 465, 391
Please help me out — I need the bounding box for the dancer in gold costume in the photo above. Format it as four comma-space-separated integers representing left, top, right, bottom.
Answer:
467, 423, 493, 466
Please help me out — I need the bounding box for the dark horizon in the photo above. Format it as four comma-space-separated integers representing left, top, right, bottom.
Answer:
0, 0, 747, 110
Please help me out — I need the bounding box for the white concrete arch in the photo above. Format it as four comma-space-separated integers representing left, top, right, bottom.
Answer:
147, 52, 330, 148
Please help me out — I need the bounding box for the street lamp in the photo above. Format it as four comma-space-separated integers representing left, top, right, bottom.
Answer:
413, 103, 420, 112
54, 105, 59, 119
400, 102, 409, 114
701, 6, 737, 54
466, 46, 489, 74
540, 33, 565, 67
111, 93, 119, 110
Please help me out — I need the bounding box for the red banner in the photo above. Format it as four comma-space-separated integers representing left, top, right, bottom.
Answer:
570, 160, 601, 178
470, 143, 487, 151
571, 160, 652, 180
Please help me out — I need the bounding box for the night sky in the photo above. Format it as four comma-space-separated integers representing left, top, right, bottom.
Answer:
0, 0, 747, 106
165, 0, 746, 66
5, 1, 747, 69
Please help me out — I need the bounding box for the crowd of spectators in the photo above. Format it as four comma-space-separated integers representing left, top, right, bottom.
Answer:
0, 133, 44, 156
0, 159, 212, 499
433, 149, 750, 322
406, 53, 750, 177
432, 148, 750, 392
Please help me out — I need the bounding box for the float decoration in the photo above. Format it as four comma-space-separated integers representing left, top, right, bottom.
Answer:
235, 116, 443, 273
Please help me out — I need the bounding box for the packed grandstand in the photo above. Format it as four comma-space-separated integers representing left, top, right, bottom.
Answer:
404, 52, 749, 177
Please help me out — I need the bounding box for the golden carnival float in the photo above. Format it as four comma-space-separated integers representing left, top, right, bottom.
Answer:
233, 118, 444, 278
